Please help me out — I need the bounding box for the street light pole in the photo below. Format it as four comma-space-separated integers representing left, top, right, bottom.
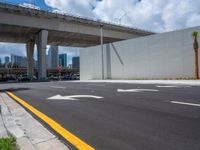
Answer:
100, 24, 104, 79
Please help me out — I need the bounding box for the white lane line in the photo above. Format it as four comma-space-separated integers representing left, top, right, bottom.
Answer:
50, 86, 66, 89
171, 101, 200, 107
157, 85, 191, 88
117, 89, 159, 92
47, 95, 103, 100
87, 84, 105, 86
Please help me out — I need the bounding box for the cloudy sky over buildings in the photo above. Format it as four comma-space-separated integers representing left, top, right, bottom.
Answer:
1, 0, 200, 59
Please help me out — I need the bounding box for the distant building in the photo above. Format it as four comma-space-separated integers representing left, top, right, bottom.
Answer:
72, 57, 80, 69
67, 55, 72, 66
34, 59, 38, 68
48, 46, 58, 68
4, 56, 10, 64
0, 58, 1, 65
46, 54, 48, 68
68, 64, 72, 69
59, 54, 67, 67
11, 54, 27, 67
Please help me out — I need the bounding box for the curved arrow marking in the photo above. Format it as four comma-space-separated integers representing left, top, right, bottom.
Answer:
47, 95, 103, 100
117, 89, 159, 92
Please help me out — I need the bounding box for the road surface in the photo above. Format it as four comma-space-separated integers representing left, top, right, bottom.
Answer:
1, 81, 200, 150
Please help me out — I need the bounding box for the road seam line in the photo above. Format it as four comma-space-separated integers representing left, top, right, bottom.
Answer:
6, 91, 95, 150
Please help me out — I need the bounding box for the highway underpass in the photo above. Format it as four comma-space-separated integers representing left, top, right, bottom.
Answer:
0, 2, 153, 80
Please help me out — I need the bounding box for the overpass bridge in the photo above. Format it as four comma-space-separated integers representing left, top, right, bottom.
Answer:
0, 2, 154, 80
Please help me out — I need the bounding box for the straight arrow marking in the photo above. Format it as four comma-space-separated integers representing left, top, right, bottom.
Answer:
47, 95, 103, 100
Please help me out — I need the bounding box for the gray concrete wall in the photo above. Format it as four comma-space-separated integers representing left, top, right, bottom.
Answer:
80, 26, 200, 80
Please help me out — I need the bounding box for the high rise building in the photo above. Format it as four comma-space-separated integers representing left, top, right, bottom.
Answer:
72, 56, 80, 69
67, 55, 72, 67
46, 54, 48, 68
11, 54, 27, 67
34, 59, 38, 68
48, 46, 58, 68
4, 56, 10, 64
59, 54, 67, 67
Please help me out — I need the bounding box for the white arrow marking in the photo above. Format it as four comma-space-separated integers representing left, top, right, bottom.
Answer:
47, 95, 103, 100
117, 89, 159, 92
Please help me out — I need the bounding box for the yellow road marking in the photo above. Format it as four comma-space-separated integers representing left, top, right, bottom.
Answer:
7, 92, 95, 150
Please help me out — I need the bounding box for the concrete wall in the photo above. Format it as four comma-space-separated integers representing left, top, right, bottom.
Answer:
80, 26, 200, 80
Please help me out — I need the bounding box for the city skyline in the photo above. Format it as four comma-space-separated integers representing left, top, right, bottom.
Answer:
0, 45, 79, 64
0, 52, 79, 68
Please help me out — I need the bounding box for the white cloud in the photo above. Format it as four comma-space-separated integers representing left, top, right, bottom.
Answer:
44, 0, 97, 18
19, 3, 40, 10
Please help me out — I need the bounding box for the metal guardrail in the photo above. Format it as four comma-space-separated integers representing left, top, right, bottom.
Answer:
0, 0, 154, 34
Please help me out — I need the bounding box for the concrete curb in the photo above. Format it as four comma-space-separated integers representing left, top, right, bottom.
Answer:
0, 92, 70, 150
0, 96, 8, 138
70, 80, 200, 86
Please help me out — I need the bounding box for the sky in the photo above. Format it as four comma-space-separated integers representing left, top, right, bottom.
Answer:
1, 0, 200, 62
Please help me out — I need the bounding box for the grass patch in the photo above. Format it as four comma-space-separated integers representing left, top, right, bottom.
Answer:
0, 137, 18, 150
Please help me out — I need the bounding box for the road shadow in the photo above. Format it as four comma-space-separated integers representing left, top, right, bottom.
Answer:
0, 80, 51, 85
0, 87, 31, 92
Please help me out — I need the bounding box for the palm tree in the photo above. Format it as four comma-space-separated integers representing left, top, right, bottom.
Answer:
192, 31, 199, 79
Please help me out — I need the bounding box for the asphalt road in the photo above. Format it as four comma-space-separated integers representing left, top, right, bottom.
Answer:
1, 81, 200, 150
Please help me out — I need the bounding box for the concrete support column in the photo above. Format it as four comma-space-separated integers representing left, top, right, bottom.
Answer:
106, 44, 112, 79
36, 30, 48, 80
26, 40, 34, 78
100, 25, 104, 79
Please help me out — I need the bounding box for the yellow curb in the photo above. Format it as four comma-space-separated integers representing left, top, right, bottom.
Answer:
7, 91, 95, 150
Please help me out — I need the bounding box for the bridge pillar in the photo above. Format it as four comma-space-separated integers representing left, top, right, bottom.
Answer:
106, 44, 112, 79
26, 40, 34, 79
36, 30, 48, 80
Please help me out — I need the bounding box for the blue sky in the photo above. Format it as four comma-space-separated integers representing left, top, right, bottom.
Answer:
1, 0, 200, 62
5, 0, 51, 10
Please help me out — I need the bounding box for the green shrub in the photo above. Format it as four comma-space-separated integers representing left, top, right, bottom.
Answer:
0, 137, 18, 150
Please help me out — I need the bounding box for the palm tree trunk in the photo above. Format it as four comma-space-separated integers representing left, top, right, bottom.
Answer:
194, 48, 199, 79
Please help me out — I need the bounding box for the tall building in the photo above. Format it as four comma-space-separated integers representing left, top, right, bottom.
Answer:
11, 54, 27, 67
34, 59, 38, 68
46, 54, 48, 68
4, 56, 10, 64
48, 46, 58, 68
67, 55, 72, 67
72, 56, 80, 69
59, 54, 67, 67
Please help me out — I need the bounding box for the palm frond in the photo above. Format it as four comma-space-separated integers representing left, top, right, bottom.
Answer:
192, 31, 198, 39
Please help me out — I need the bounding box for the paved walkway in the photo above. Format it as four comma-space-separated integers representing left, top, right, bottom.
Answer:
74, 80, 200, 85
0, 92, 69, 150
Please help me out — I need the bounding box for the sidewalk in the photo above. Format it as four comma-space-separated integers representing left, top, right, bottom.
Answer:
73, 80, 200, 86
0, 92, 70, 150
